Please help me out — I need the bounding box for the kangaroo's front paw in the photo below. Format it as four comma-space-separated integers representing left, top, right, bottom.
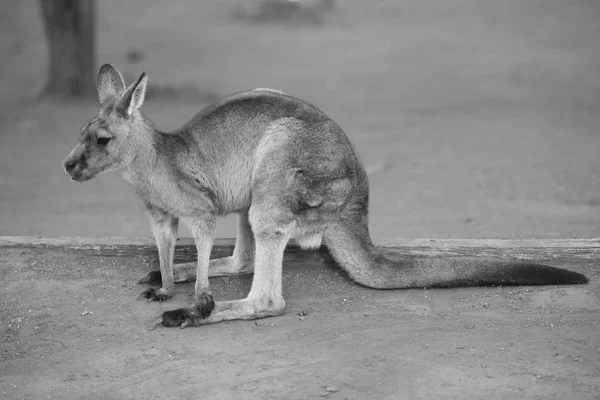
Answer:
137, 270, 162, 286
138, 287, 172, 302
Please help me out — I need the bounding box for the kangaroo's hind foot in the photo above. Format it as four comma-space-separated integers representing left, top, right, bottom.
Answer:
148, 293, 217, 330
148, 296, 285, 330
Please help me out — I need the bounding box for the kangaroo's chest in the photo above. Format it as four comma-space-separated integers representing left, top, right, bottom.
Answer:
123, 168, 216, 217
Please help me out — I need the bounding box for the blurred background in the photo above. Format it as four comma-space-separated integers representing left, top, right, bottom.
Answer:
1, 0, 599, 239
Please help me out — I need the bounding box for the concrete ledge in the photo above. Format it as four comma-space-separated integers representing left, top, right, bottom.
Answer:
1, 236, 599, 262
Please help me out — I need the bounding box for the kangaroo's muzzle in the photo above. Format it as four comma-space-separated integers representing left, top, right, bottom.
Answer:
63, 155, 90, 181
63, 142, 91, 181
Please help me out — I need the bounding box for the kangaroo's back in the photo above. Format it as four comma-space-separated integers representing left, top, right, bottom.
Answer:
179, 89, 334, 143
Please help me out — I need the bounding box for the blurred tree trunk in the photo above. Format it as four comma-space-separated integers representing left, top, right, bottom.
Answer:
39, 0, 96, 98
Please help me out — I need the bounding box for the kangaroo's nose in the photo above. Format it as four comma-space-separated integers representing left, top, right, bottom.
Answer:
64, 159, 78, 173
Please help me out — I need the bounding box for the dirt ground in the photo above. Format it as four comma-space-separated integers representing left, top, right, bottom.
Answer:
1, 0, 600, 399
0, 247, 598, 399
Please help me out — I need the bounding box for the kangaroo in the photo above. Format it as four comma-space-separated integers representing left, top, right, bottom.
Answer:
64, 64, 588, 329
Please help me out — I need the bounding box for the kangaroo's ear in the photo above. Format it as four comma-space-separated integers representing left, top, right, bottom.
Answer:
115, 72, 148, 118
96, 64, 125, 104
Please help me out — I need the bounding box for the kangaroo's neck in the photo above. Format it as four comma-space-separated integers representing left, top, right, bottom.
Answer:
120, 112, 220, 215
122, 114, 165, 177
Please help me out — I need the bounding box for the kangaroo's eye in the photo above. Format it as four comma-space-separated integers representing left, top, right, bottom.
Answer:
96, 137, 111, 146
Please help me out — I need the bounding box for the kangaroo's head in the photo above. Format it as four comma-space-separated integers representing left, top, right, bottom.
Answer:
63, 64, 149, 181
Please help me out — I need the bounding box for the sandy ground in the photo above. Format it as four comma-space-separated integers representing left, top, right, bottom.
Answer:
0, 248, 598, 399
1, 0, 600, 399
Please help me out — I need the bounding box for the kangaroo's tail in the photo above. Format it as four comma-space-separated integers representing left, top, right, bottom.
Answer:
323, 218, 588, 289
